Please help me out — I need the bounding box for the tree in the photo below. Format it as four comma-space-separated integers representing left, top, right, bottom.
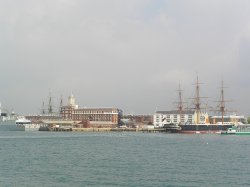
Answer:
247, 117, 250, 124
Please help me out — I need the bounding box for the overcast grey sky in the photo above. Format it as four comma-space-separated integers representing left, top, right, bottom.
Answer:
0, 0, 250, 115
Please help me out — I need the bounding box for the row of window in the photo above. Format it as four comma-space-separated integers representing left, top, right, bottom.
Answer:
155, 114, 193, 118
73, 111, 117, 115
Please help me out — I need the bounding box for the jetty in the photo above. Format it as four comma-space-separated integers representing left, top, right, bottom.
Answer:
48, 127, 167, 133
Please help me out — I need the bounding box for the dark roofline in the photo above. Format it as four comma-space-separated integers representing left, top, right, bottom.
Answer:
156, 110, 194, 115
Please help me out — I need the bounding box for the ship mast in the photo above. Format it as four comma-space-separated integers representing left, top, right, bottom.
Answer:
42, 100, 45, 115
48, 92, 53, 114
214, 80, 232, 124
59, 95, 63, 114
219, 80, 226, 124
194, 76, 202, 124
177, 82, 184, 124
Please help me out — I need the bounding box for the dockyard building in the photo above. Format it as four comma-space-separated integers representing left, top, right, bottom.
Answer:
154, 110, 193, 127
210, 114, 246, 124
154, 110, 246, 127
60, 93, 122, 128
153, 110, 210, 127
121, 115, 153, 128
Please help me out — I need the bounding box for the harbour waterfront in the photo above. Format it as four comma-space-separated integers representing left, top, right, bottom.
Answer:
0, 132, 250, 187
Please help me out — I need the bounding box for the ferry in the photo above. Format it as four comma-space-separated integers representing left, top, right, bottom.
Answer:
221, 125, 250, 135
163, 123, 182, 133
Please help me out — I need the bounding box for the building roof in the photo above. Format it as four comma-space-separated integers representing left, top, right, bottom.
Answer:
155, 110, 194, 115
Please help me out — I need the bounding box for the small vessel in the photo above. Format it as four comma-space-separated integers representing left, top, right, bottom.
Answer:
163, 123, 181, 133
221, 125, 250, 135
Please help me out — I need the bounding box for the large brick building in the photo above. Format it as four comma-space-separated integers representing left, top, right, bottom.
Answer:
60, 93, 122, 128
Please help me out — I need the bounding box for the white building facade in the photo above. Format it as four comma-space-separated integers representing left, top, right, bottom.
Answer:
153, 110, 194, 127
154, 110, 212, 127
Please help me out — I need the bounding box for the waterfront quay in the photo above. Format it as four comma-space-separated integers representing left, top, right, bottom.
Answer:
50, 127, 166, 133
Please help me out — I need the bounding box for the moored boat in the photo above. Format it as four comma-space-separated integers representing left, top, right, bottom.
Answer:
221, 125, 250, 135
154, 78, 246, 134
176, 78, 244, 134
163, 123, 181, 133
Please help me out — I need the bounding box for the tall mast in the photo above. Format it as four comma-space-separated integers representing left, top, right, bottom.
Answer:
42, 100, 45, 115
194, 76, 202, 124
220, 80, 226, 124
177, 82, 184, 124
214, 80, 232, 124
59, 95, 63, 114
48, 92, 53, 114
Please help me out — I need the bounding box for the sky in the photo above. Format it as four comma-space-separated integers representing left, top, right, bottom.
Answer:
0, 0, 250, 116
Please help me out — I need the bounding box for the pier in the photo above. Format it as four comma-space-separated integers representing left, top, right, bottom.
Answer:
44, 127, 168, 133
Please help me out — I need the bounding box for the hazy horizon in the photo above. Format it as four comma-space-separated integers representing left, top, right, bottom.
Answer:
1, 0, 250, 116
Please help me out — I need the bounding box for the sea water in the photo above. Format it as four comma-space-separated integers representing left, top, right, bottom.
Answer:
0, 131, 250, 187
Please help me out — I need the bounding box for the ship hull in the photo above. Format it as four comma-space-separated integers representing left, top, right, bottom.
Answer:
179, 124, 233, 134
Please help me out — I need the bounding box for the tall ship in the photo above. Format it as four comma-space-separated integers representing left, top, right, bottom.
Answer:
157, 77, 245, 133
178, 78, 244, 133
25, 93, 65, 131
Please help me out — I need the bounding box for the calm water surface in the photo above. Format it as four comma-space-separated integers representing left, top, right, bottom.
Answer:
0, 131, 250, 187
